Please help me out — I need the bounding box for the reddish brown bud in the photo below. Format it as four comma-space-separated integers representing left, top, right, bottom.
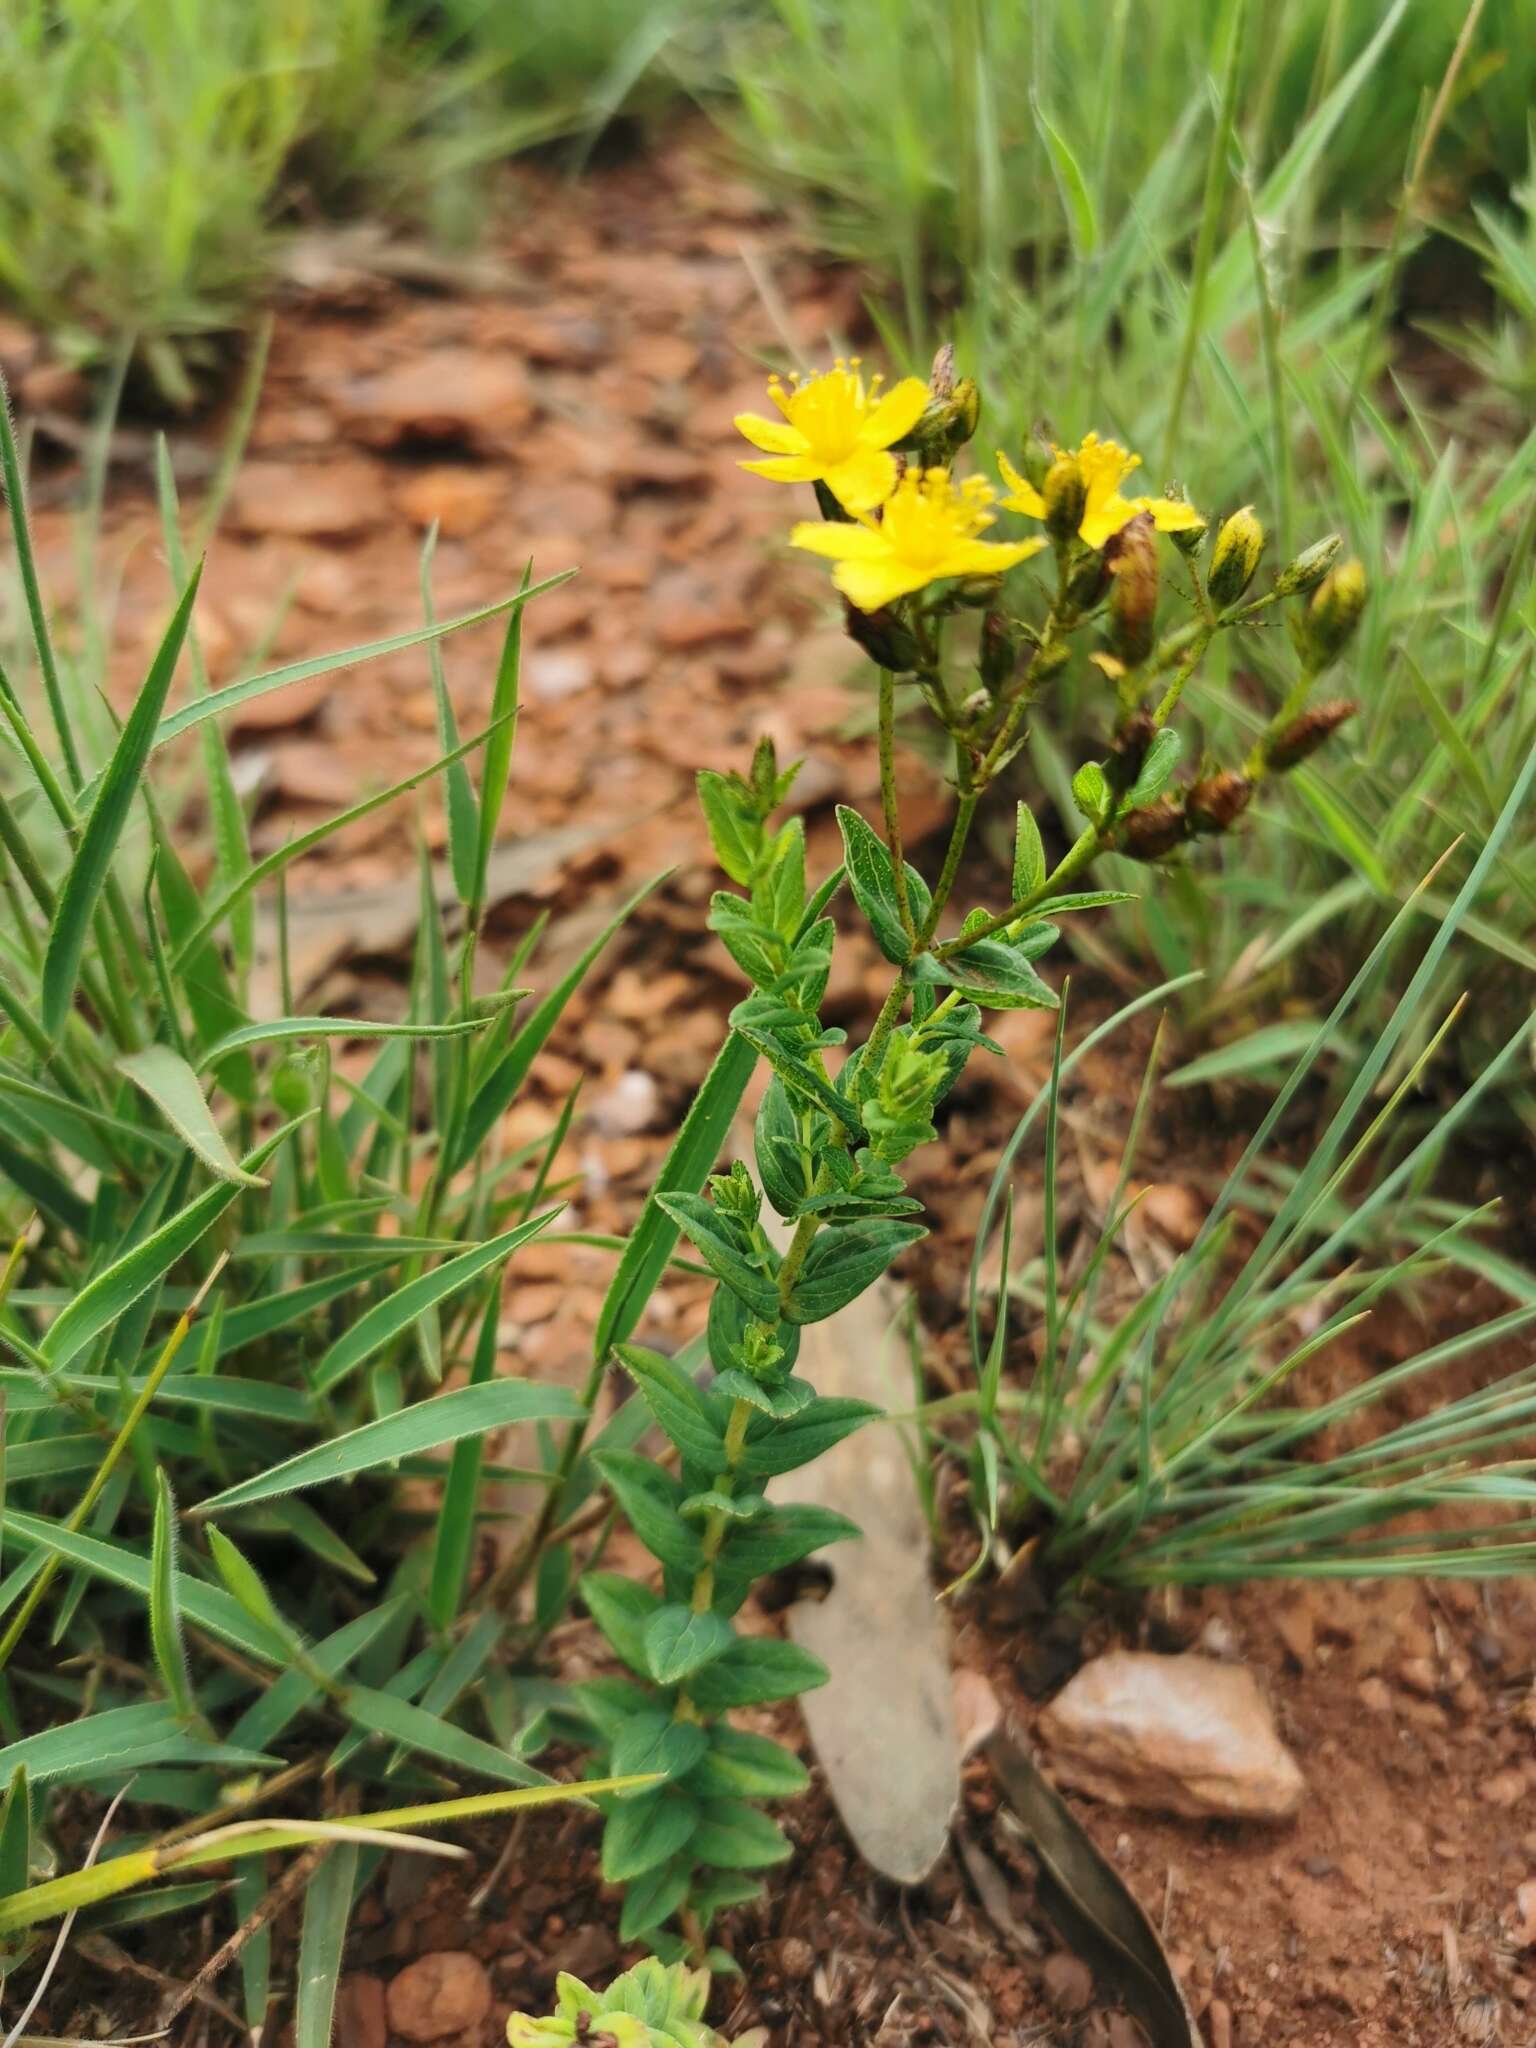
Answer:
979, 608, 1020, 691
1263, 698, 1357, 770
1105, 707, 1156, 794
1105, 512, 1159, 667
1118, 797, 1187, 861
1185, 771, 1255, 836
843, 600, 921, 672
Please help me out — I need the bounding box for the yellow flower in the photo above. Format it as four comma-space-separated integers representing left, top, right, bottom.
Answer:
790, 468, 1045, 612
735, 358, 929, 513
997, 433, 1204, 550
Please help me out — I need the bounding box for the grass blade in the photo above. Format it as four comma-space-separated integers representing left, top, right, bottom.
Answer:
118, 1044, 265, 1188
40, 565, 202, 1039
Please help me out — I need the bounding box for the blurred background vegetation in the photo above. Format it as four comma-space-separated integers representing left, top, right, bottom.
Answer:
2, 0, 1533, 1109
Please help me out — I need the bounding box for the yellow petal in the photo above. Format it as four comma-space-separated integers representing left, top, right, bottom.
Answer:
788, 518, 892, 561
942, 538, 1046, 579
832, 556, 934, 611
735, 411, 809, 456
858, 376, 929, 449
1079, 493, 1141, 549
822, 445, 899, 512
996, 451, 1046, 519
740, 454, 823, 484
1135, 495, 1205, 533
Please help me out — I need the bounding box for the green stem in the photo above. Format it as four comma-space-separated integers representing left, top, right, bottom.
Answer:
1152, 630, 1212, 729
776, 1213, 819, 1315
936, 825, 1102, 960
877, 670, 915, 942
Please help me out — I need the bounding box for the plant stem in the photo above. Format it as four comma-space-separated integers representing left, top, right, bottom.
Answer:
936, 826, 1102, 959
776, 1212, 819, 1314
877, 669, 915, 942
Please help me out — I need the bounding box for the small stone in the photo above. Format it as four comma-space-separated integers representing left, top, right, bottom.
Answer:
1516, 1879, 1536, 1947
230, 458, 384, 540
1481, 1768, 1529, 1809
1042, 1952, 1094, 2016
395, 465, 507, 537
1357, 1677, 1393, 1713
1472, 1630, 1505, 1670
525, 647, 596, 703
1207, 1997, 1234, 2048
1273, 1596, 1316, 1669
1038, 1651, 1304, 1821
343, 350, 532, 447
779, 1936, 815, 1981
1301, 1855, 1335, 1879
385, 1952, 491, 2042
335, 1973, 387, 2048
1397, 1655, 1440, 1698
591, 1069, 660, 1137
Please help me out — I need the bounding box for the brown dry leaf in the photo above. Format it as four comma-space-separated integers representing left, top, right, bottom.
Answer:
985, 1726, 1198, 2048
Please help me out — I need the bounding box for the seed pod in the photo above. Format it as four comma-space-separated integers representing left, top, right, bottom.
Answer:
1185, 771, 1255, 835
1119, 797, 1187, 861
1263, 697, 1357, 770
1106, 706, 1156, 794
1042, 452, 1088, 541
1208, 507, 1265, 607
843, 600, 922, 672
979, 608, 1020, 691
1105, 512, 1159, 667
1274, 532, 1342, 598
1301, 558, 1367, 672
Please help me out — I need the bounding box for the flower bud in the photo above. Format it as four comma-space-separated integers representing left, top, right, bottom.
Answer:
1119, 797, 1187, 861
979, 608, 1020, 692
1042, 452, 1088, 541
1105, 512, 1159, 667
1185, 771, 1255, 836
1262, 697, 1357, 771
271, 1057, 312, 1116
1274, 532, 1342, 598
843, 600, 921, 673
916, 345, 980, 455
1301, 558, 1366, 672
954, 572, 1002, 608
1064, 547, 1110, 614
1105, 706, 1156, 794
1163, 485, 1208, 560
1208, 507, 1265, 607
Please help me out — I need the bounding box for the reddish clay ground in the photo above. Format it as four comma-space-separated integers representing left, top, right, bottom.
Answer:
11, 134, 1536, 2048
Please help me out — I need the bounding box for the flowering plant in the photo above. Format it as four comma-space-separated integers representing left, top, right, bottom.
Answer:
570, 348, 1364, 1961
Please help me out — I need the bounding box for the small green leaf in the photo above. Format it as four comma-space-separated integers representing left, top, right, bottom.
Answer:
119, 1045, 264, 1187
693, 1728, 809, 1800
594, 1451, 699, 1572
1071, 759, 1109, 826
601, 1787, 700, 1883
612, 1345, 727, 1469
581, 1573, 664, 1678
150, 1471, 195, 1721
619, 1858, 692, 1942
1013, 801, 1046, 900
656, 1193, 779, 1320
686, 1636, 830, 1710
1129, 727, 1181, 805
697, 770, 760, 885
610, 1712, 709, 1790
784, 1221, 926, 1324
689, 1799, 792, 1871
836, 804, 924, 963
643, 1605, 736, 1685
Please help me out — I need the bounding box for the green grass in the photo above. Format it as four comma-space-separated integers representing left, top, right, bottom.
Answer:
932, 772, 1536, 1590
0, 376, 675, 1994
